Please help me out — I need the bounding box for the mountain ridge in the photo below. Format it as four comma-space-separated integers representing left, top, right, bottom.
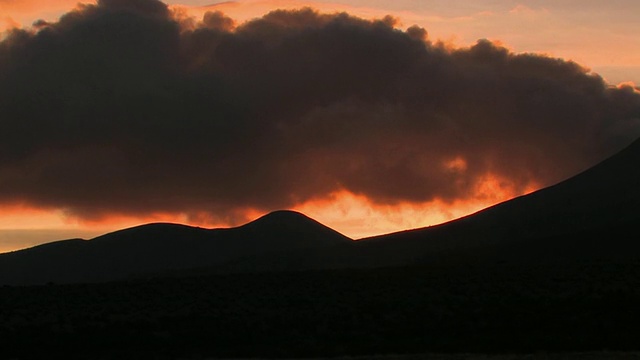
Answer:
353, 137, 640, 266
0, 210, 352, 285
1, 138, 638, 285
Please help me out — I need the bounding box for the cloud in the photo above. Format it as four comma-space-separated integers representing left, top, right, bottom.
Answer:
0, 0, 639, 224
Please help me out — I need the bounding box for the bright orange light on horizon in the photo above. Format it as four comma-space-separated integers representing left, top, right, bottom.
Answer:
0, 171, 539, 252
293, 173, 539, 239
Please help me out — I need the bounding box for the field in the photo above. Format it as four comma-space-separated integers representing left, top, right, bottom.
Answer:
2, 262, 640, 359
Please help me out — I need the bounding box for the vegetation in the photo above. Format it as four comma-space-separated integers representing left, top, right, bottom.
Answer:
2, 261, 640, 359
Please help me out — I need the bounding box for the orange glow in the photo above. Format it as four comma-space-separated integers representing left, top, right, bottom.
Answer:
2, 16, 21, 30
0, 171, 539, 252
170, 0, 409, 29
0, 0, 94, 32
472, 173, 535, 202
0, 204, 103, 253
443, 156, 468, 173
0, 203, 73, 230
293, 173, 539, 239
616, 81, 639, 92
3, 0, 639, 83
0, 206, 230, 253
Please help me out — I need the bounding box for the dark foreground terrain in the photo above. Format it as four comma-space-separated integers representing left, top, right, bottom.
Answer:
247, 353, 640, 359
3, 261, 640, 359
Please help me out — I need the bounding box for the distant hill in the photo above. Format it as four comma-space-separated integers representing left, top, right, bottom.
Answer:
0, 211, 352, 285
1, 139, 638, 285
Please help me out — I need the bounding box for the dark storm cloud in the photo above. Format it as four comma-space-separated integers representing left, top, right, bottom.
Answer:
0, 0, 639, 221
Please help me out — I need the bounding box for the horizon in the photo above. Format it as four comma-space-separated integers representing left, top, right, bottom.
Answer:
1, 0, 639, 253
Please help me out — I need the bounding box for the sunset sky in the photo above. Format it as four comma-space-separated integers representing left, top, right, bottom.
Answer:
1, 0, 639, 252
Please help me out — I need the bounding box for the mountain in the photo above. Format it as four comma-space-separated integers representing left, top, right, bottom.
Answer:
0, 210, 352, 285
354, 138, 640, 266
1, 139, 638, 285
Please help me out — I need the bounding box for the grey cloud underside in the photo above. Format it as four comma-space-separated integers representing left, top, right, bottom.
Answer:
0, 0, 639, 222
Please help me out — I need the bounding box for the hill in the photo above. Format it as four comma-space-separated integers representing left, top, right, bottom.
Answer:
1, 138, 638, 285
0, 210, 352, 285
355, 138, 640, 266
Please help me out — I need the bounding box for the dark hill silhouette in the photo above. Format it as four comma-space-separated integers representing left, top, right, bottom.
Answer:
0, 210, 352, 285
355, 138, 640, 266
236, 210, 351, 248
1, 139, 639, 285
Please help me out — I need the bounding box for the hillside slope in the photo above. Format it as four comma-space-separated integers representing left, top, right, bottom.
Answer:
1, 138, 638, 285
0, 211, 352, 285
356, 138, 640, 265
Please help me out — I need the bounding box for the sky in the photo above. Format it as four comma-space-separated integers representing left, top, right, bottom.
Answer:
0, 0, 639, 252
